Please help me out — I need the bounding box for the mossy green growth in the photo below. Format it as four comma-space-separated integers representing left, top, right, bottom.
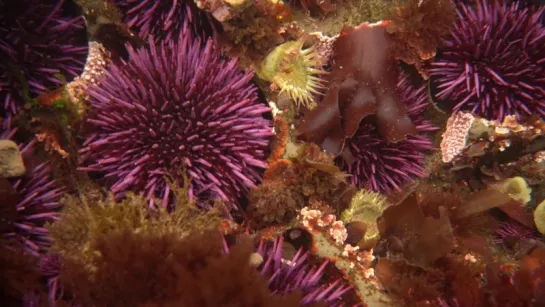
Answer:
342, 189, 388, 222
341, 190, 388, 245
341, 189, 388, 248
49, 90, 74, 126
23, 84, 82, 128
47, 183, 223, 264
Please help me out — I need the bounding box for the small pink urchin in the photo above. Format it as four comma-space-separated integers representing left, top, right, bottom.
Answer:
78, 32, 273, 211
336, 72, 437, 192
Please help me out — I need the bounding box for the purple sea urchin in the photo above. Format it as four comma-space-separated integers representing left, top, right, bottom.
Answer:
40, 253, 63, 303
336, 72, 437, 192
256, 236, 353, 305
494, 220, 538, 245
114, 0, 218, 42
430, 0, 545, 121
0, 0, 88, 115
1, 118, 65, 257
78, 33, 273, 210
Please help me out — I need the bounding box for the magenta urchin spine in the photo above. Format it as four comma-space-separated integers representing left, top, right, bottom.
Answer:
40, 253, 63, 303
430, 0, 545, 121
494, 220, 539, 245
114, 0, 219, 42
340, 133, 433, 191
1, 118, 65, 257
256, 236, 353, 305
337, 72, 437, 192
78, 33, 273, 210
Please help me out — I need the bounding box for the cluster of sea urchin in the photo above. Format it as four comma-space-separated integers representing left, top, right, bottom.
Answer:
1, 118, 65, 257
78, 32, 273, 210
430, 0, 545, 121
336, 72, 437, 192
114, 0, 218, 42
0, 0, 88, 115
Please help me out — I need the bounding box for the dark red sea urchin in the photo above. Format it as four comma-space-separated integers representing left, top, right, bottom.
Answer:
114, 0, 219, 42
1, 118, 65, 257
430, 0, 545, 121
78, 33, 273, 210
336, 72, 437, 192
0, 0, 88, 115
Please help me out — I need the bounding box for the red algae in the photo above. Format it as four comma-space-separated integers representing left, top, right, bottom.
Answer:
297, 21, 417, 156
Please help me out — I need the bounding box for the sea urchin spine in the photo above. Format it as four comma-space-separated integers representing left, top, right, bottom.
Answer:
114, 0, 218, 42
256, 236, 353, 305
1, 118, 65, 257
0, 0, 88, 115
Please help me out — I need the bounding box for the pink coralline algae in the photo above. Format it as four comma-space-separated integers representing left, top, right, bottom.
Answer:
1, 118, 65, 257
0, 0, 88, 115
430, 0, 545, 121
336, 72, 437, 192
440, 112, 475, 163
78, 32, 273, 210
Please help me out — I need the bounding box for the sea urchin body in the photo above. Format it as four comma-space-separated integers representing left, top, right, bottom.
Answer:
430, 0, 545, 121
78, 34, 273, 210
336, 72, 437, 192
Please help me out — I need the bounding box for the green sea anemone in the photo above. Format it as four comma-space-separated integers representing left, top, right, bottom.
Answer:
258, 37, 327, 109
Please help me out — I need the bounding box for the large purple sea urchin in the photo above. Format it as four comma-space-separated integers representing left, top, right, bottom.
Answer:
430, 0, 545, 121
78, 33, 273, 210
114, 0, 218, 42
256, 236, 353, 305
0, 0, 88, 115
336, 72, 437, 192
1, 118, 64, 257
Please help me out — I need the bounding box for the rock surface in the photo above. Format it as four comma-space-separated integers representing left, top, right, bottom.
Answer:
0, 140, 26, 178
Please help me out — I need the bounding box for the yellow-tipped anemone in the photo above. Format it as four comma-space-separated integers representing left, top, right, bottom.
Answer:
258, 37, 327, 109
